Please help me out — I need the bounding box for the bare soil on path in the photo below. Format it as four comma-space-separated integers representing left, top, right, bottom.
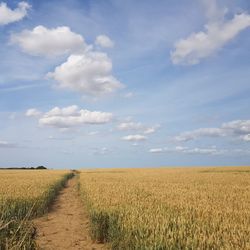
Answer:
34, 176, 106, 250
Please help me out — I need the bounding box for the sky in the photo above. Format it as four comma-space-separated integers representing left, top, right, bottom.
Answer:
0, 0, 250, 169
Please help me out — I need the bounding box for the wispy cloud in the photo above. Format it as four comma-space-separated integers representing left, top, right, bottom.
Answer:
149, 146, 225, 155
0, 82, 49, 92
122, 134, 147, 142
117, 121, 159, 135
174, 120, 250, 142
149, 145, 250, 156
171, 0, 250, 65
0, 140, 17, 148
91, 147, 111, 155
175, 128, 226, 142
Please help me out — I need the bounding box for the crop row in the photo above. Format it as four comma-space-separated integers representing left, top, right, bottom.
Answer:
79, 167, 250, 249
0, 170, 73, 249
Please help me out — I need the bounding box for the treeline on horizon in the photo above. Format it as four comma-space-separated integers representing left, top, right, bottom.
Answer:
0, 166, 47, 170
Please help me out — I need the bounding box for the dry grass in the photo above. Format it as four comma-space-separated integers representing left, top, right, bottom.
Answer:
79, 167, 250, 249
0, 170, 73, 249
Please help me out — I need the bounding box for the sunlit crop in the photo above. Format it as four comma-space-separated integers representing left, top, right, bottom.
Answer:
79, 167, 250, 249
0, 170, 73, 249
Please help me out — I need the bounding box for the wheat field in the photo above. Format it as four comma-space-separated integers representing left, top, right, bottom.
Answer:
1, 168, 249, 249
79, 167, 250, 249
0, 170, 73, 249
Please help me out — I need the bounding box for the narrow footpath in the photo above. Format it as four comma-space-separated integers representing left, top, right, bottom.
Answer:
34, 176, 106, 250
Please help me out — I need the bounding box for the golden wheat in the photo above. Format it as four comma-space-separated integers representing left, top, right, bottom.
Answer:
0, 170, 70, 199
0, 169, 73, 249
79, 167, 250, 249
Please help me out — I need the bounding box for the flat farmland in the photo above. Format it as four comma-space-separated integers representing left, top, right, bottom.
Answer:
1, 167, 249, 249
0, 170, 73, 249
79, 167, 250, 249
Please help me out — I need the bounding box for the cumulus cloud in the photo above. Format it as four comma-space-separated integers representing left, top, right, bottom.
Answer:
171, 0, 250, 65
25, 108, 41, 117
0, 1, 30, 25
122, 134, 147, 142
95, 35, 114, 48
39, 105, 113, 128
11, 26, 123, 97
11, 26, 86, 57
37, 105, 113, 128
174, 119, 250, 142
47, 51, 123, 96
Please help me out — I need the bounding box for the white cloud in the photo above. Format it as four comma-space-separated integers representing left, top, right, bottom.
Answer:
149, 148, 164, 153
242, 134, 250, 142
0, 140, 16, 148
95, 35, 114, 48
25, 108, 42, 117
222, 120, 250, 134
185, 147, 224, 155
117, 122, 143, 131
0, 1, 30, 25
122, 134, 147, 142
11, 26, 86, 57
173, 146, 187, 152
48, 51, 123, 96
11, 26, 123, 97
174, 119, 250, 142
171, 0, 250, 65
48, 135, 73, 141
149, 146, 225, 155
150, 146, 250, 156
38, 105, 113, 128
175, 128, 225, 142
144, 125, 160, 135
117, 121, 159, 135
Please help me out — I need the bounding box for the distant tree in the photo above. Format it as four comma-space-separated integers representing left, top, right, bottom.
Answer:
36, 166, 47, 170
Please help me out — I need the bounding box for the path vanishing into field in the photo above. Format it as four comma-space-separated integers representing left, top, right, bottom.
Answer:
34, 176, 106, 250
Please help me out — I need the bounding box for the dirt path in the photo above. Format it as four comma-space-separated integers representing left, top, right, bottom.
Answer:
34, 176, 106, 250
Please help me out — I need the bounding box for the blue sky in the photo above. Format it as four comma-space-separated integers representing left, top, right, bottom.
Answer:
0, 0, 250, 168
